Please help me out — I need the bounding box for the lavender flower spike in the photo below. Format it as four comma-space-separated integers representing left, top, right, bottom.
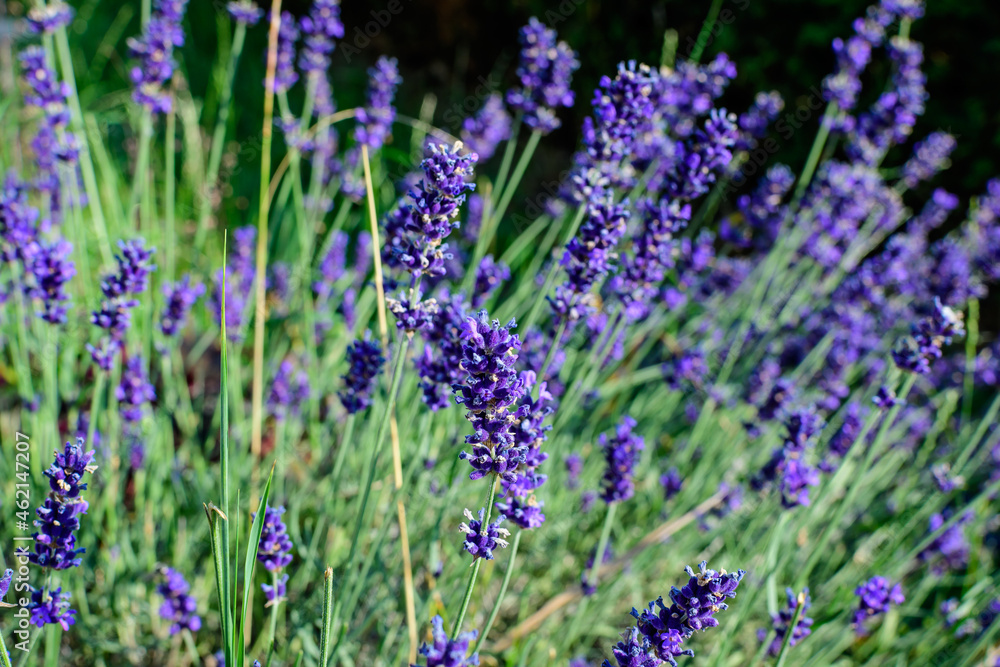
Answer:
459, 508, 510, 561
506, 17, 580, 134
157, 567, 202, 635
339, 333, 386, 414
30, 438, 96, 571
853, 576, 904, 634
759, 588, 813, 656
412, 615, 480, 667
453, 311, 528, 484
599, 416, 644, 504
354, 56, 402, 152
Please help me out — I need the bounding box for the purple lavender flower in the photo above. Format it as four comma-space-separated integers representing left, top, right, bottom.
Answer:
752, 408, 822, 508
274, 11, 299, 93
256, 505, 293, 573
821, 4, 892, 113
412, 615, 479, 667
461, 94, 512, 161
161, 275, 205, 336
392, 142, 478, 284
825, 401, 867, 467
127, 0, 190, 114
759, 588, 813, 656
662, 348, 708, 393
614, 197, 690, 317
853, 576, 904, 634
506, 18, 579, 134
549, 189, 629, 324
919, 512, 971, 575
88, 239, 157, 370
227, 0, 263, 25
25, 238, 75, 324
268, 359, 311, 420
18, 46, 78, 219
28, 587, 76, 631
565, 453, 583, 489
736, 90, 784, 150
414, 292, 467, 411
262, 573, 289, 607
30, 438, 95, 571
459, 508, 510, 561
901, 132, 956, 189
298, 0, 344, 72
599, 416, 644, 504
339, 333, 385, 414
117, 356, 155, 424
893, 299, 965, 374
472, 255, 510, 307
454, 311, 528, 483
27, 3, 74, 33
601, 627, 660, 667
847, 36, 926, 166
632, 561, 745, 665
721, 164, 794, 251
0, 569, 11, 602
872, 385, 900, 409
497, 372, 553, 527
157, 567, 201, 634
353, 56, 401, 151
660, 468, 683, 500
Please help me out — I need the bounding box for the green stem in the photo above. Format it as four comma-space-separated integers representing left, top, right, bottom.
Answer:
0, 630, 13, 667
797, 374, 915, 587
319, 567, 335, 667
165, 102, 177, 282
330, 413, 356, 490
773, 592, 806, 667
465, 130, 543, 294
586, 501, 617, 591
474, 529, 522, 653
195, 22, 248, 250
491, 115, 522, 208
53, 28, 112, 264
961, 298, 979, 426
452, 475, 500, 636
688, 0, 724, 63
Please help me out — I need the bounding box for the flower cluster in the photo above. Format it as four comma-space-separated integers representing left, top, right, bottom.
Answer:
473, 255, 510, 307
29, 587, 76, 631
496, 371, 553, 529
459, 508, 510, 561
759, 588, 814, 656
88, 239, 157, 370
751, 407, 823, 508
599, 416, 644, 504
27, 3, 74, 33
256, 505, 293, 605
274, 11, 299, 93
853, 576, 904, 634
412, 615, 479, 667
127, 0, 190, 113
549, 190, 630, 324
461, 94, 512, 161
268, 359, 311, 420
157, 567, 201, 635
339, 333, 385, 414
25, 238, 76, 325
226, 0, 263, 25
893, 299, 965, 374
414, 292, 468, 411
624, 561, 746, 666
453, 311, 528, 483
505, 17, 579, 134
117, 356, 155, 424
160, 275, 205, 337
298, 0, 344, 73
30, 438, 96, 571
353, 56, 401, 152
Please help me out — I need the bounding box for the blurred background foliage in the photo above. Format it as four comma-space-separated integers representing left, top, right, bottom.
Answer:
4, 0, 999, 224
